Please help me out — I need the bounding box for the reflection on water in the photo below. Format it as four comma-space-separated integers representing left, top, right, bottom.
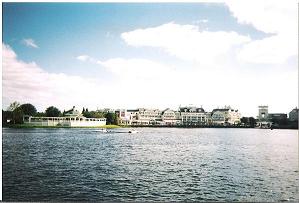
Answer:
2, 128, 298, 201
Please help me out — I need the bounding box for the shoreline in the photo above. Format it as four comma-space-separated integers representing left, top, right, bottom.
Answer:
3, 124, 298, 130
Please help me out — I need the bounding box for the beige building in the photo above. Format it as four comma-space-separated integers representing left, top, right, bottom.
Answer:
179, 106, 208, 125
211, 107, 241, 125
161, 108, 181, 125
136, 108, 162, 125
116, 108, 162, 125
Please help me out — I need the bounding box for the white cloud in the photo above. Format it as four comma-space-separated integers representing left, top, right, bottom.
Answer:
225, 0, 296, 35
77, 53, 297, 116
121, 22, 251, 65
2, 44, 104, 111
225, 0, 297, 64
121, 0, 297, 65
97, 57, 173, 80
22, 38, 39, 48
77, 55, 96, 62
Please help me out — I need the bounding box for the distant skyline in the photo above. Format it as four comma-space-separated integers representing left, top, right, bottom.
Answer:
2, 1, 298, 116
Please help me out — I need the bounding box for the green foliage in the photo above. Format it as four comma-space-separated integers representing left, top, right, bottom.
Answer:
8, 101, 20, 111
241, 117, 256, 127
5, 101, 24, 124
45, 106, 61, 117
2, 110, 13, 126
105, 112, 117, 125
83, 111, 105, 118
35, 112, 46, 117
13, 107, 24, 124
19, 103, 37, 116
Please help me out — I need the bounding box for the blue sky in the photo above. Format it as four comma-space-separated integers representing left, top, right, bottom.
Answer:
2, 2, 298, 116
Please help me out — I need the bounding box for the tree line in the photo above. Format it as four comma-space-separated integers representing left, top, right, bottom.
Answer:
2, 101, 118, 126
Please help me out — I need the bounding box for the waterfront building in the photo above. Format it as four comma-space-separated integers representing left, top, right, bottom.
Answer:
211, 106, 241, 125
289, 107, 298, 121
268, 113, 287, 121
258, 105, 269, 121
116, 108, 162, 125
205, 112, 213, 125
135, 108, 162, 125
115, 109, 133, 125
179, 106, 207, 125
24, 106, 106, 127
256, 105, 272, 128
161, 108, 181, 125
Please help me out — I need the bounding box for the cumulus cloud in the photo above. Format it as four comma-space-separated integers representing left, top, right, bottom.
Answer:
2, 44, 104, 111
121, 0, 297, 65
22, 38, 39, 48
77, 53, 297, 116
225, 0, 297, 64
121, 22, 251, 65
77, 55, 95, 62
97, 58, 173, 80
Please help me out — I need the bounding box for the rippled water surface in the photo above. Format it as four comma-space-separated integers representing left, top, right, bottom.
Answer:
2, 128, 299, 201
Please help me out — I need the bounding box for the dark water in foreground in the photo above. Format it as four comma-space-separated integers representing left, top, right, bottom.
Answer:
2, 128, 299, 201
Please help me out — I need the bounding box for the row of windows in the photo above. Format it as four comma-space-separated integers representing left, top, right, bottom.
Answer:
30, 117, 105, 122
182, 116, 206, 119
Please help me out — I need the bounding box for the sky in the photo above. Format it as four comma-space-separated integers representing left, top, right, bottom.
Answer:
2, 1, 298, 117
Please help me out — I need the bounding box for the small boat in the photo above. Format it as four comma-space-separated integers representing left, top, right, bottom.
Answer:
128, 129, 138, 134
100, 128, 107, 133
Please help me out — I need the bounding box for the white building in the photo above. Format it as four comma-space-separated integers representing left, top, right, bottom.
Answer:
161, 108, 181, 125
258, 105, 269, 121
134, 108, 162, 125
116, 108, 162, 125
179, 106, 208, 125
115, 109, 138, 125
24, 106, 106, 127
211, 106, 241, 125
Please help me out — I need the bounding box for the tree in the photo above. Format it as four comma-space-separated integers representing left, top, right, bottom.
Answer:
105, 112, 117, 125
2, 110, 13, 126
248, 117, 256, 127
241, 117, 256, 127
45, 106, 61, 117
35, 112, 46, 117
13, 107, 24, 124
83, 111, 105, 118
8, 101, 20, 111
7, 101, 22, 124
240, 117, 248, 125
19, 103, 37, 116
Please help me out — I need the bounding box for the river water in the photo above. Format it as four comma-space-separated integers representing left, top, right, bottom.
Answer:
2, 127, 298, 201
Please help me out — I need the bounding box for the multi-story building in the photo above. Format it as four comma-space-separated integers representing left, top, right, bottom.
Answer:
115, 109, 133, 125
289, 107, 298, 121
179, 106, 207, 125
116, 108, 162, 125
211, 106, 241, 125
268, 113, 287, 121
258, 105, 269, 121
136, 108, 162, 125
256, 105, 273, 128
161, 108, 181, 125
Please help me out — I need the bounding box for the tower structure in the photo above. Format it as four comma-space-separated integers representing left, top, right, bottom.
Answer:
258, 106, 268, 121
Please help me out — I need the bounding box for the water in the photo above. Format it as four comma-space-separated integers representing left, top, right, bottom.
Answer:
2, 127, 299, 201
